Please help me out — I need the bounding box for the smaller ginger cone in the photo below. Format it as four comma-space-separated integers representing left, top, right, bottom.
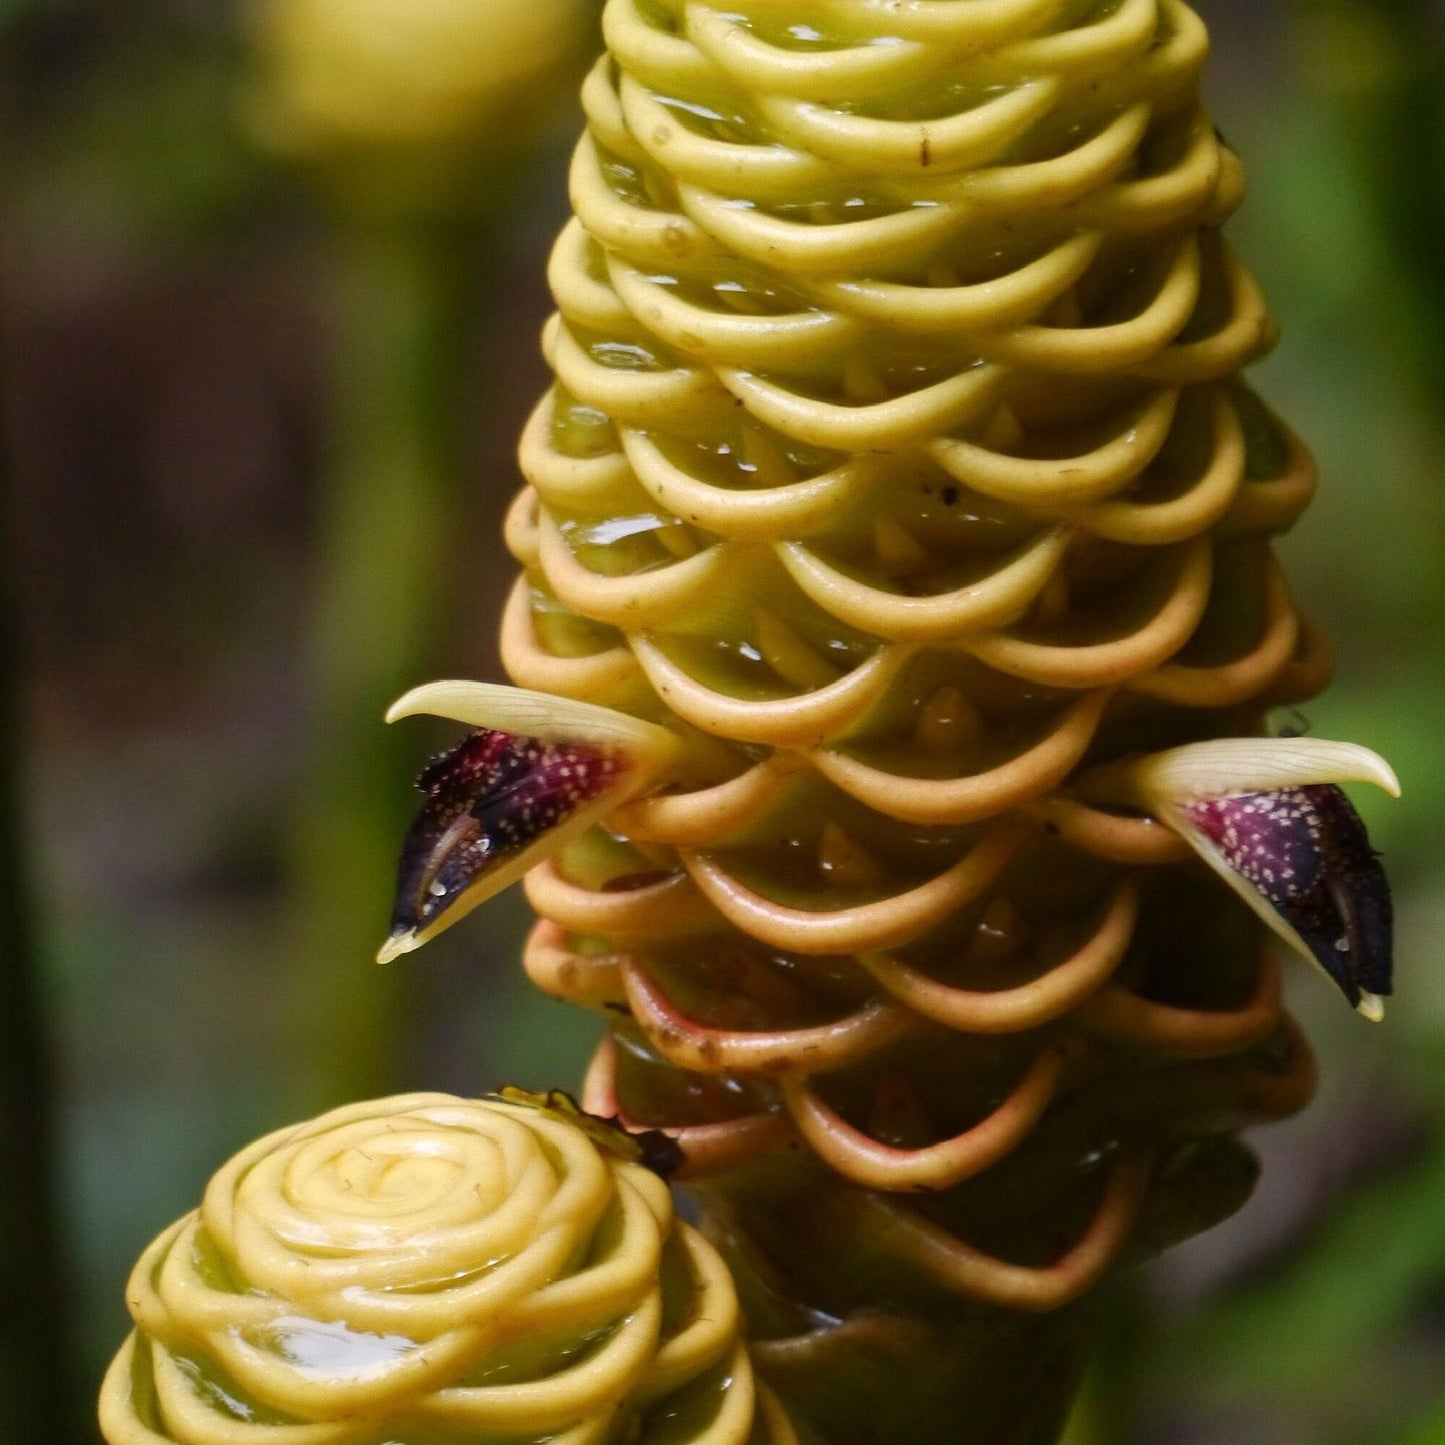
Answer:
99, 1093, 795, 1445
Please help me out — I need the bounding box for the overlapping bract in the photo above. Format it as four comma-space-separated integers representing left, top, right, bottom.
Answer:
99, 1094, 794, 1445
505, 0, 1323, 1314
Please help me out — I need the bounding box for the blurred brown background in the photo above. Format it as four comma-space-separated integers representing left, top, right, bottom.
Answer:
2, 1, 1443, 1441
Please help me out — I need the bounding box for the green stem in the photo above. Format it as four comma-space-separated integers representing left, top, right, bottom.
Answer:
1059, 1281, 1147, 1445
282, 218, 489, 1112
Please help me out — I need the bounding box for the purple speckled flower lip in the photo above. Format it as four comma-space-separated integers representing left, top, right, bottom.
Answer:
388, 728, 626, 949
1081, 737, 1400, 1020
377, 681, 680, 963
1184, 784, 1393, 1017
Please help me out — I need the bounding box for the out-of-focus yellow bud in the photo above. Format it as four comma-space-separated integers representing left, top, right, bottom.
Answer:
247, 0, 592, 155
99, 1093, 795, 1445
243, 0, 595, 217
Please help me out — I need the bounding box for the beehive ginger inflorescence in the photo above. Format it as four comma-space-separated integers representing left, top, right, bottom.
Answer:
379, 0, 1396, 1436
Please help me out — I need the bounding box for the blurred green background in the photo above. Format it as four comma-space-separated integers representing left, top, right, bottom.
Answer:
1, 1, 1442, 1441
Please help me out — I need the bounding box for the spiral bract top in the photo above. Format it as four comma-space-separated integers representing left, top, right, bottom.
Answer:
99, 1094, 795, 1445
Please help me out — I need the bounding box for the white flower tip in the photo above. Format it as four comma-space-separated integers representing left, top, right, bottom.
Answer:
1357, 992, 1386, 1024
384, 686, 435, 725
386, 679, 517, 727
1370, 757, 1403, 800
384, 679, 680, 776
376, 931, 418, 966
1113, 736, 1401, 808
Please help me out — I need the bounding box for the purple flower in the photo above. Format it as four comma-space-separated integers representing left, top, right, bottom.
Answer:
378, 682, 679, 962
1082, 739, 1400, 1020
